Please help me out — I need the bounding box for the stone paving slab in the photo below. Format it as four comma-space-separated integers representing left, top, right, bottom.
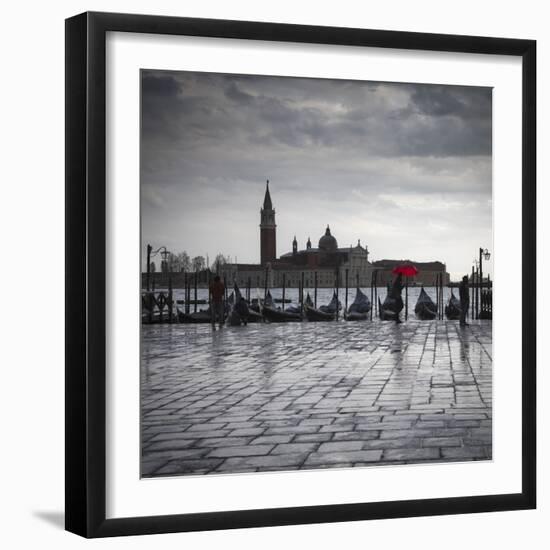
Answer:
141, 319, 492, 477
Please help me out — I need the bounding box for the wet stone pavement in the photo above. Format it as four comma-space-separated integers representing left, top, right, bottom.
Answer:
141, 320, 492, 477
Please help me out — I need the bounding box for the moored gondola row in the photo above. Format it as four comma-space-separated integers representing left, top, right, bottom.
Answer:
144, 282, 470, 324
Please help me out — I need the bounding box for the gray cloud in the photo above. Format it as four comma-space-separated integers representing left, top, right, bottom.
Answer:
142, 73, 181, 97
141, 70, 492, 279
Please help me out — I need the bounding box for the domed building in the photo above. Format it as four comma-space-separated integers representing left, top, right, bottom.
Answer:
276, 224, 371, 287
225, 182, 374, 289
318, 226, 338, 252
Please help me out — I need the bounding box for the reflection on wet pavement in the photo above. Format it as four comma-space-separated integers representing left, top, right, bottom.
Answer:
141, 320, 492, 477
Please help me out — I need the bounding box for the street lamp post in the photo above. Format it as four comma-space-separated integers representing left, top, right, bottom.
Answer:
146, 245, 170, 289
476, 247, 491, 319
146, 244, 152, 291
479, 248, 491, 291
477, 248, 491, 319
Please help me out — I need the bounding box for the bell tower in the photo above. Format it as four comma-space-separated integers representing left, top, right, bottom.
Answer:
260, 180, 277, 265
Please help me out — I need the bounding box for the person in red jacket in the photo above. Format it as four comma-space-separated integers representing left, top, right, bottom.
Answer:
209, 275, 225, 329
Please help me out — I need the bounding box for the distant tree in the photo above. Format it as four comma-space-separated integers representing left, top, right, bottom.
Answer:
211, 253, 231, 272
192, 255, 206, 272
175, 251, 191, 272
150, 261, 156, 273
166, 252, 179, 272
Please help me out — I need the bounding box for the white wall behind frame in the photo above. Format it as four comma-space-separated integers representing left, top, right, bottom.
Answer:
0, 1, 546, 550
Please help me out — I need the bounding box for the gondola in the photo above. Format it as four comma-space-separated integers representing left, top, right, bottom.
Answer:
142, 309, 173, 324
232, 283, 263, 323
260, 289, 302, 322
304, 304, 335, 321
228, 284, 247, 326
176, 306, 212, 323
284, 293, 313, 315
378, 297, 398, 321
246, 308, 264, 323
445, 290, 461, 320
304, 292, 341, 322
177, 300, 231, 324
228, 307, 243, 326
415, 287, 438, 320
345, 287, 371, 321
378, 286, 404, 320
378, 277, 405, 321
263, 290, 274, 307
262, 304, 302, 322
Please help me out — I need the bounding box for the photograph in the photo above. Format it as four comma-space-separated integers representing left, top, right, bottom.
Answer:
139, 69, 493, 478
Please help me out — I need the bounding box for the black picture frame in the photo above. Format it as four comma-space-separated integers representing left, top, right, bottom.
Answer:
65, 11, 536, 538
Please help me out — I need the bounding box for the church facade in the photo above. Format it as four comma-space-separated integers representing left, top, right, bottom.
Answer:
224, 182, 374, 289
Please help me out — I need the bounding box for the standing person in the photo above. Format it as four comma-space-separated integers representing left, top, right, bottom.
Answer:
209, 275, 225, 329
390, 273, 405, 324
459, 275, 469, 327
235, 296, 249, 326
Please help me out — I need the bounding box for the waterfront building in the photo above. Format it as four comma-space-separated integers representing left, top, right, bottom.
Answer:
371, 259, 450, 286
142, 181, 450, 290
224, 182, 374, 288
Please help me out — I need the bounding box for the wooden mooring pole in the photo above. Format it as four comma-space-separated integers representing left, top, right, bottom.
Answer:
345, 268, 349, 313
374, 270, 378, 318
370, 271, 374, 321
439, 273, 443, 320
441, 274, 445, 318
314, 271, 318, 308
184, 272, 188, 314
168, 277, 173, 324
470, 266, 475, 321
301, 272, 305, 313
434, 273, 439, 319
437, 274, 440, 319
146, 244, 151, 291
264, 266, 268, 300
405, 277, 408, 320
441, 273, 444, 320
335, 270, 340, 321
194, 271, 198, 313
475, 267, 480, 320
282, 273, 286, 310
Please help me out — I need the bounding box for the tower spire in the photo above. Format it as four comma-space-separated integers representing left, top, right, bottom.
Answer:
263, 179, 273, 210
260, 180, 276, 265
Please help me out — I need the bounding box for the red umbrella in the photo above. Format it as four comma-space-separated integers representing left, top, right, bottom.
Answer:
392, 264, 419, 277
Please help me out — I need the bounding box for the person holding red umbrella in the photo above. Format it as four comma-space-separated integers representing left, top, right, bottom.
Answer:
391, 264, 419, 323
392, 264, 419, 278
389, 272, 405, 324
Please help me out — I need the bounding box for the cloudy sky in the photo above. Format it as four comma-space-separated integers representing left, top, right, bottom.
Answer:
141, 70, 492, 280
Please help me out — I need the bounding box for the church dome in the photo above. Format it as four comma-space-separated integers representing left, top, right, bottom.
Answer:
318, 225, 338, 252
